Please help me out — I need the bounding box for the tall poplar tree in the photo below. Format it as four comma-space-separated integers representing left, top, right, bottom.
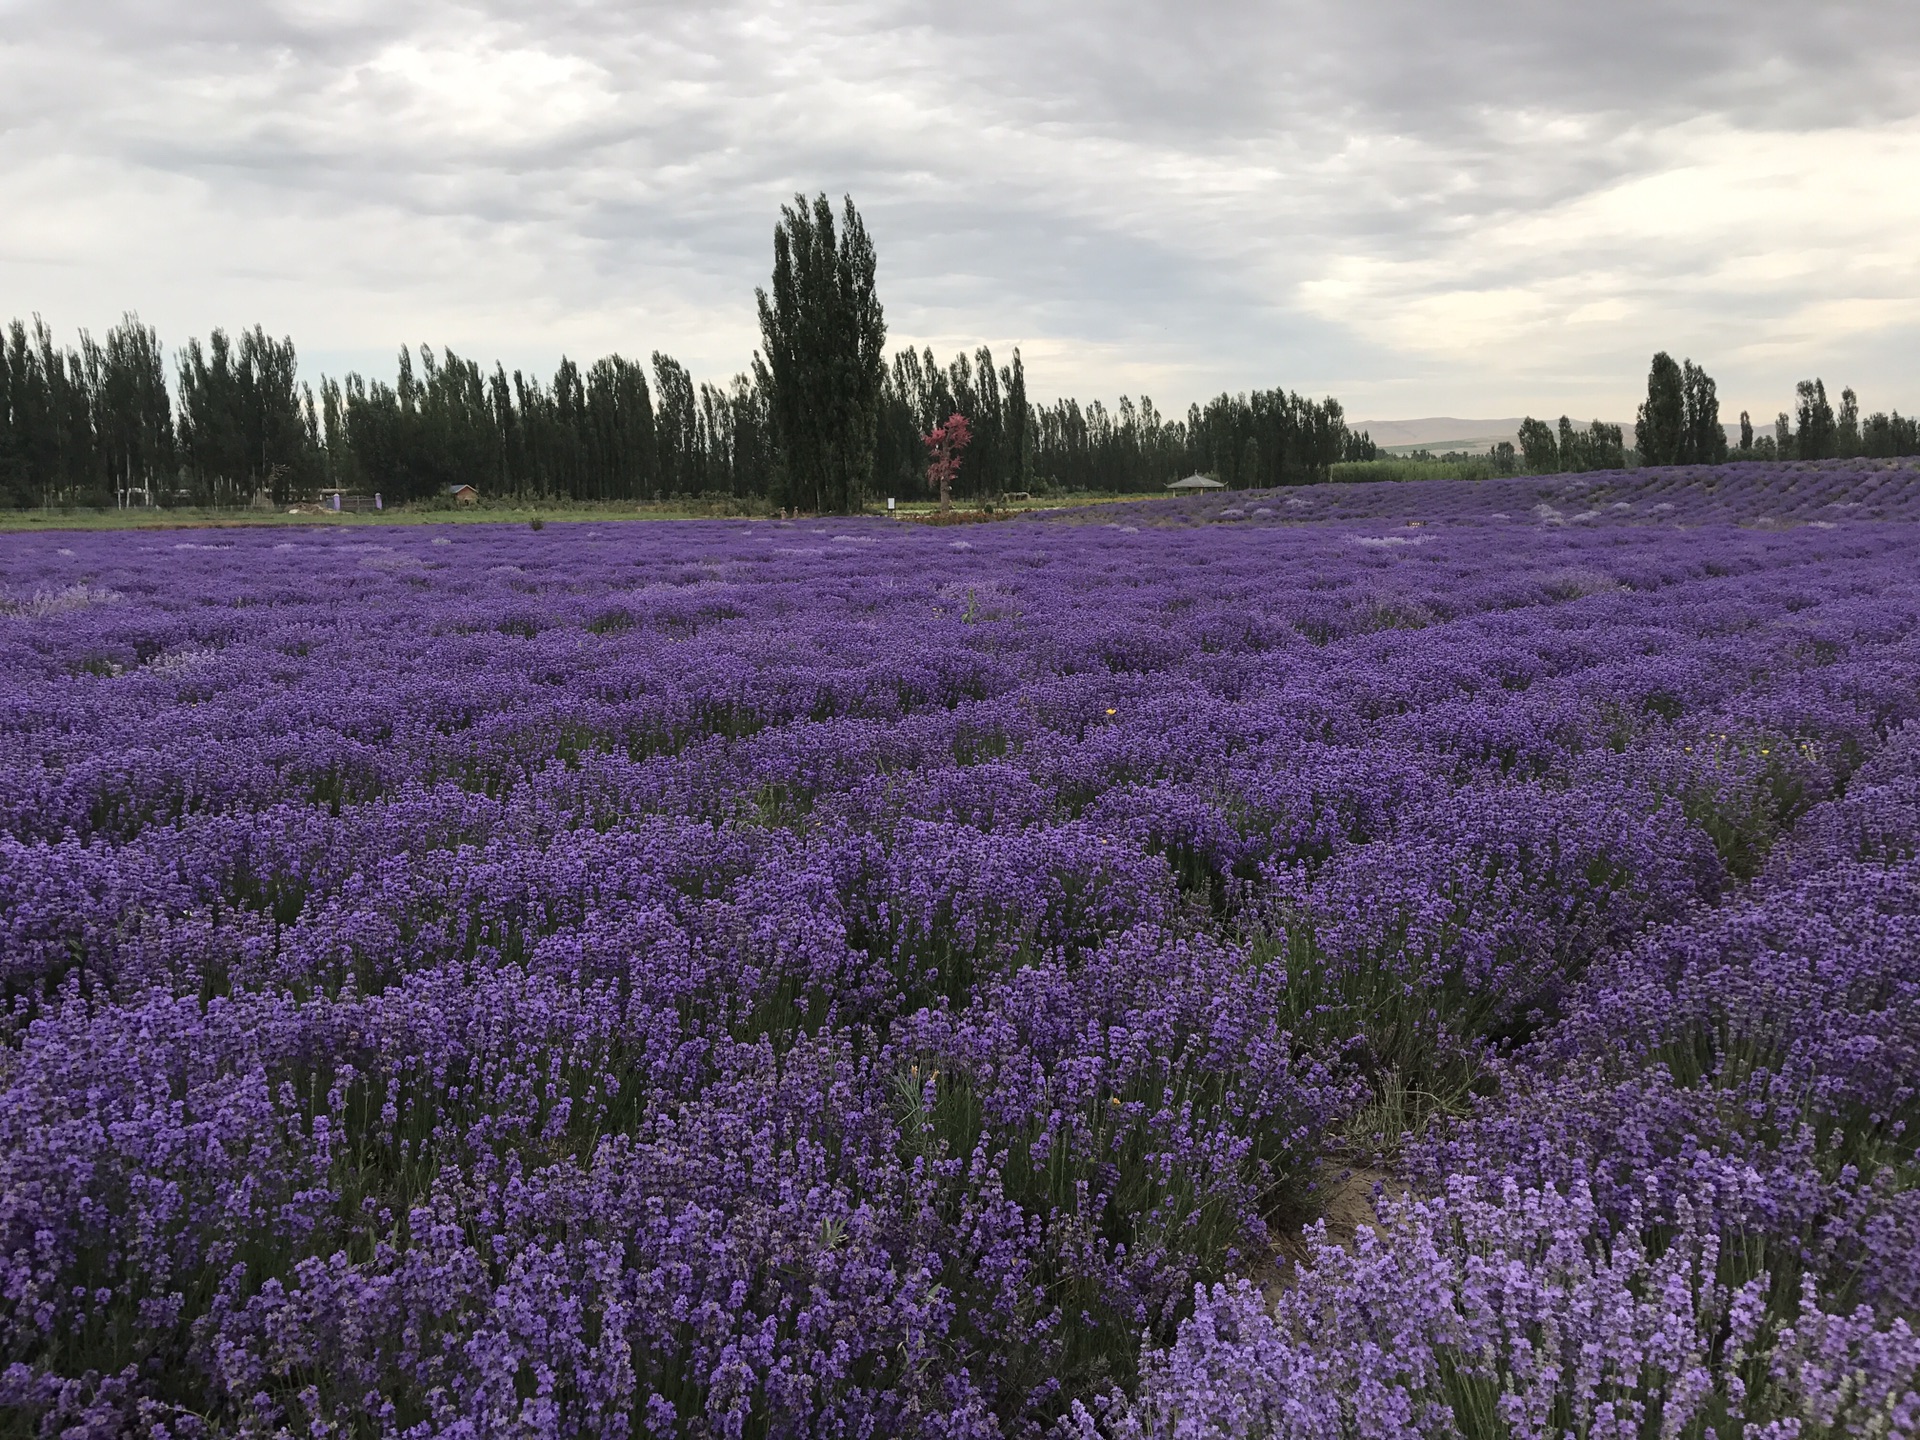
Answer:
652, 353, 698, 496
1556, 416, 1580, 470
585, 356, 655, 501
1680, 360, 1727, 464
85, 314, 173, 505
755, 194, 886, 513
1795, 380, 1836, 460
1837, 387, 1861, 456
1635, 352, 1686, 466
176, 330, 246, 502
1002, 348, 1030, 491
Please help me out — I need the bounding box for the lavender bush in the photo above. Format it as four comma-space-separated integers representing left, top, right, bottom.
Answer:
2, 461, 1919, 1436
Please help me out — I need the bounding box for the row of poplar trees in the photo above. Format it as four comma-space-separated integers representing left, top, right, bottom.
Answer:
0, 316, 312, 510
1628, 352, 1916, 466
1501, 352, 1920, 476
0, 194, 1365, 511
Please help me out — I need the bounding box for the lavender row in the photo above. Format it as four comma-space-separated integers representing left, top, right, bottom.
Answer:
1103, 665, 1920, 1433
1092, 457, 1920, 531
2, 464, 1919, 1435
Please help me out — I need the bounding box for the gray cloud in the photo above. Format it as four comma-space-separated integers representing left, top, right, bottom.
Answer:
3, 0, 1917, 418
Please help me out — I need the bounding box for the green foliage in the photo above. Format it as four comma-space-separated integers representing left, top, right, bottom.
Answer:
17, 291, 1919, 522
1331, 457, 1502, 483
1681, 359, 1729, 463
1861, 408, 1920, 457
1633, 353, 1728, 466
1563, 417, 1626, 471
1796, 378, 1837, 459
0, 314, 176, 509
1517, 417, 1558, 472
1637, 351, 1687, 466
755, 193, 889, 514
1836, 387, 1861, 455
176, 325, 316, 506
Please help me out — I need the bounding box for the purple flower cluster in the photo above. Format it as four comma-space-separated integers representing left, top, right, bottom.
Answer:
1101, 473, 1920, 1435
1092, 1183, 1916, 1438
3, 463, 1919, 1436
1102, 457, 1920, 531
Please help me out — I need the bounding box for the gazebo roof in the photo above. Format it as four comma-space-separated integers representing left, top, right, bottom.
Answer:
1166, 474, 1227, 490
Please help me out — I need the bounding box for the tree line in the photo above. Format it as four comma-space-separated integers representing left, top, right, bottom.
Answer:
1, 196, 1372, 512
1754, 378, 1920, 462
1494, 352, 1919, 476
14, 196, 1913, 511
1508, 417, 1629, 475
6, 307, 1911, 512
0, 322, 1368, 512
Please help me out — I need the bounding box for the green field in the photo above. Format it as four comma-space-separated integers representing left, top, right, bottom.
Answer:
1330, 457, 1507, 483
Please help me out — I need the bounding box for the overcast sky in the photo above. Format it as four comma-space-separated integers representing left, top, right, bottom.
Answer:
3, 0, 1917, 421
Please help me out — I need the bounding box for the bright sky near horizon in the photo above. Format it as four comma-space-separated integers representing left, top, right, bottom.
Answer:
3, 0, 1917, 422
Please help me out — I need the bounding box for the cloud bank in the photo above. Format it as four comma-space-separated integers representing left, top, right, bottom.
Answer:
3, 0, 1917, 417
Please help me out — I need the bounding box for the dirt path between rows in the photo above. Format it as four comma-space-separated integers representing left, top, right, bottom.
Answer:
1263, 1165, 1409, 1295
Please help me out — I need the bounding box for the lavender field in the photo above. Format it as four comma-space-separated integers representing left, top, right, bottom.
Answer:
2, 461, 1918, 1438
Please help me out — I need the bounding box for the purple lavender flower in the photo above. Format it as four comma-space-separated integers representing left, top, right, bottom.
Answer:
2, 462, 1919, 1435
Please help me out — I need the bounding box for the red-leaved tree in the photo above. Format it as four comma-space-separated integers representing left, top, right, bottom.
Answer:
923, 412, 971, 513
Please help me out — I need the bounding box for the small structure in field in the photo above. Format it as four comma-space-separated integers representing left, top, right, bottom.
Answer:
1166, 475, 1226, 492
446, 484, 479, 504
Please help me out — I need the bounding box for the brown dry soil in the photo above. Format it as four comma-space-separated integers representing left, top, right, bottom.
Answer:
1261, 1165, 1409, 1296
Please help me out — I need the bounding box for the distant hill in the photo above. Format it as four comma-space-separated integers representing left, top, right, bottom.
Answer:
1352, 418, 1528, 451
